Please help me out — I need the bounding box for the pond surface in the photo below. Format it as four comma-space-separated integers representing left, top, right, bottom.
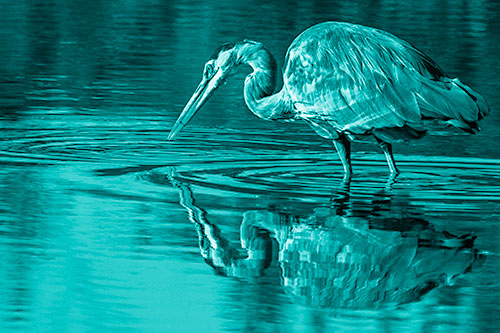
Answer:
1, 0, 500, 331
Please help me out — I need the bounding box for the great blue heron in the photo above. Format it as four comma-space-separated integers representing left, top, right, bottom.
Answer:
168, 22, 489, 175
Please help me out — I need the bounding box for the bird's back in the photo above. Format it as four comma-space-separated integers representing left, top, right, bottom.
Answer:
283, 22, 489, 141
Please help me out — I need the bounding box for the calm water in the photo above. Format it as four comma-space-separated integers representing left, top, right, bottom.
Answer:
1, 0, 500, 331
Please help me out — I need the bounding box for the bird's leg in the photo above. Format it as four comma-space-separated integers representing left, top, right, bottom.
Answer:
333, 134, 352, 177
385, 172, 400, 192
376, 138, 399, 175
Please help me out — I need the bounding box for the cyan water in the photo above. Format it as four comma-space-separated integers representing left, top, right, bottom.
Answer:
1, 0, 500, 331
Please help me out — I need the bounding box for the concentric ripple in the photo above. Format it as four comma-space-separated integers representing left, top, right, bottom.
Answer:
138, 154, 500, 203
4, 119, 500, 207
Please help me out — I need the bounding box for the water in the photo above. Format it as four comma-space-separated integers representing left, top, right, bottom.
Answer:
1, 0, 500, 331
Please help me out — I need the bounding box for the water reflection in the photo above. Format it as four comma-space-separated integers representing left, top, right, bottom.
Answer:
168, 167, 483, 309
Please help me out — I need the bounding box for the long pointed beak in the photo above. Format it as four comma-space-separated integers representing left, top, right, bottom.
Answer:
168, 71, 221, 141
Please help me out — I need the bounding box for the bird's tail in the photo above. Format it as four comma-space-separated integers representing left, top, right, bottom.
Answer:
417, 78, 489, 133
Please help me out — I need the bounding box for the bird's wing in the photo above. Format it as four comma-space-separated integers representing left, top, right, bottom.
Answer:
284, 22, 443, 136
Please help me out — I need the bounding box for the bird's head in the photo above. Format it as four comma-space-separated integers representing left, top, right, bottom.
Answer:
167, 42, 242, 140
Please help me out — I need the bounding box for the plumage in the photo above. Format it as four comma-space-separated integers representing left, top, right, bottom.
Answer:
168, 22, 489, 175
283, 22, 488, 141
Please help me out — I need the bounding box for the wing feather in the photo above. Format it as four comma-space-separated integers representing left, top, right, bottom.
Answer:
284, 22, 441, 138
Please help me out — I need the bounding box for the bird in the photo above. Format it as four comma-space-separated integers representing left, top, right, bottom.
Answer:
168, 22, 489, 176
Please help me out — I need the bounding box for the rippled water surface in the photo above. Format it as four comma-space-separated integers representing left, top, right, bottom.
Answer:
1, 0, 500, 331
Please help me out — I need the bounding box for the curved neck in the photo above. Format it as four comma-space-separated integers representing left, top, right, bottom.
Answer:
236, 42, 292, 120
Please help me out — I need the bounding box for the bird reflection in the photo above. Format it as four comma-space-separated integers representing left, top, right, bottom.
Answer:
167, 168, 483, 309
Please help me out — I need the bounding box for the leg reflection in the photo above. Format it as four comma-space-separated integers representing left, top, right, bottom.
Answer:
167, 167, 483, 309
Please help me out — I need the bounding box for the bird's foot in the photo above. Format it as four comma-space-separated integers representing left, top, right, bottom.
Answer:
389, 167, 400, 176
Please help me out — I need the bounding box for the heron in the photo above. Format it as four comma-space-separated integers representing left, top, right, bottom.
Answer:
168, 22, 489, 176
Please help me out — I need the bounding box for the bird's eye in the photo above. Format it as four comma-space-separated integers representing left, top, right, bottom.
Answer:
205, 63, 215, 78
